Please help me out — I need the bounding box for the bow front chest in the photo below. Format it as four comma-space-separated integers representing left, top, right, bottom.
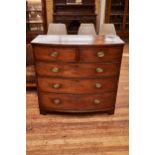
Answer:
31, 35, 124, 115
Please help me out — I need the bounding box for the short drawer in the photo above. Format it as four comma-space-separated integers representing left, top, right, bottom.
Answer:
38, 77, 118, 94
39, 92, 116, 112
36, 62, 121, 78
33, 46, 76, 62
79, 46, 123, 62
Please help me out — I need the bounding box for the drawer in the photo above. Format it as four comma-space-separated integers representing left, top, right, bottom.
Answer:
79, 46, 123, 62
38, 77, 118, 94
36, 62, 121, 78
40, 92, 116, 112
33, 46, 76, 62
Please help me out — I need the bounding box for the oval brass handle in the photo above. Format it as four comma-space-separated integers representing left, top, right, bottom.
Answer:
96, 67, 104, 73
94, 99, 101, 104
95, 83, 102, 89
50, 51, 59, 57
51, 67, 60, 73
97, 51, 105, 58
52, 98, 61, 105
52, 83, 61, 89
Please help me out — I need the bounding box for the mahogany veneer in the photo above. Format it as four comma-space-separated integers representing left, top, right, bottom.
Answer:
31, 35, 124, 114
36, 62, 121, 78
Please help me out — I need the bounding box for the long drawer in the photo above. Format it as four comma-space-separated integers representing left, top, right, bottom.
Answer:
37, 77, 118, 94
36, 62, 121, 78
40, 92, 116, 112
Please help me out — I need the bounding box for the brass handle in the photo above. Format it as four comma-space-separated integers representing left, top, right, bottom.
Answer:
51, 67, 60, 73
52, 83, 61, 89
96, 67, 104, 73
50, 51, 59, 57
94, 99, 101, 104
95, 83, 102, 89
97, 51, 105, 58
52, 98, 61, 105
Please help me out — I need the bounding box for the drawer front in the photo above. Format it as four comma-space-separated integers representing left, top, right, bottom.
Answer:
38, 77, 118, 94
36, 62, 121, 78
33, 46, 76, 62
40, 92, 116, 111
79, 46, 123, 62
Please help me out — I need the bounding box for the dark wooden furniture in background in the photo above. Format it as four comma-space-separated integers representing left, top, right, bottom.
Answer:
53, 0, 96, 34
31, 35, 124, 114
26, 44, 36, 88
26, 0, 47, 43
26, 0, 47, 88
105, 0, 129, 39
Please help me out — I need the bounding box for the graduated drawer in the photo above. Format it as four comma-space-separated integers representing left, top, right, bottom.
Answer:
33, 46, 76, 62
38, 77, 118, 94
79, 46, 123, 62
40, 92, 116, 112
36, 62, 121, 78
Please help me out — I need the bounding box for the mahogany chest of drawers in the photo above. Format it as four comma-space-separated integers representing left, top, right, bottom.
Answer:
31, 35, 124, 115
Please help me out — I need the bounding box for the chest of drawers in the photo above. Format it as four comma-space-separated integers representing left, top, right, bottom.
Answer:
31, 35, 124, 115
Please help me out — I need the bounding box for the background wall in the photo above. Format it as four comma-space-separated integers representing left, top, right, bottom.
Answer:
45, 0, 106, 31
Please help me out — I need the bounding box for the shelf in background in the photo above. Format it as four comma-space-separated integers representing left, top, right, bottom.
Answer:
55, 3, 94, 6
53, 0, 96, 34
26, 0, 47, 43
26, 9, 42, 12
105, 0, 129, 39
26, 20, 43, 24
110, 12, 124, 16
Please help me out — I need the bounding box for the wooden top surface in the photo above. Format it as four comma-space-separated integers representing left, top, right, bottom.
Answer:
31, 35, 124, 46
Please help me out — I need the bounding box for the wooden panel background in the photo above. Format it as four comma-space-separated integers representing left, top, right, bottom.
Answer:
26, 44, 129, 155
45, 0, 101, 26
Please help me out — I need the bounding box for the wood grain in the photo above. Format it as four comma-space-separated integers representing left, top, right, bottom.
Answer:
36, 62, 121, 78
32, 35, 124, 114
26, 44, 128, 155
79, 46, 123, 63
37, 77, 118, 94
39, 92, 116, 112
33, 46, 77, 62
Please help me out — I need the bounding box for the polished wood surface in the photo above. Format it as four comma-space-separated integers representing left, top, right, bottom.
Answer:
33, 46, 76, 62
38, 77, 118, 94
79, 46, 123, 62
36, 62, 121, 78
32, 35, 124, 114
33, 45, 123, 63
26, 45, 128, 154
31, 35, 124, 46
40, 92, 115, 112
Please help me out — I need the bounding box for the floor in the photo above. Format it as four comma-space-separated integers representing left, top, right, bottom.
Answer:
26, 44, 129, 155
